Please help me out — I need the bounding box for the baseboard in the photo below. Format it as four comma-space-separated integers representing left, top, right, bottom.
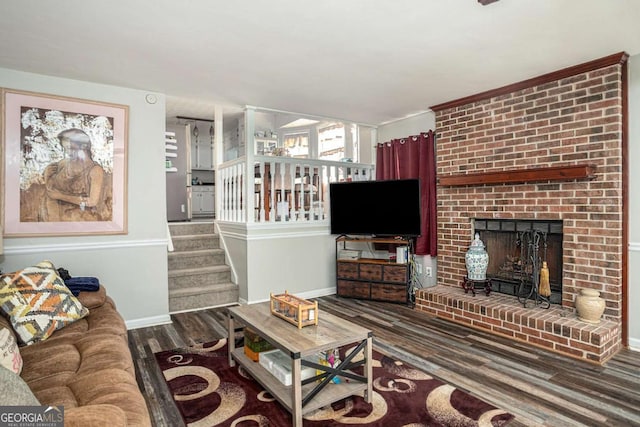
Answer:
125, 314, 172, 330
169, 302, 238, 315
296, 287, 337, 300
629, 337, 640, 352
244, 287, 336, 305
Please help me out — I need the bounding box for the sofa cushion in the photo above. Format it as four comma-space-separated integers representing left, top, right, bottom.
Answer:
0, 327, 23, 374
76, 285, 107, 309
0, 365, 40, 406
0, 261, 89, 345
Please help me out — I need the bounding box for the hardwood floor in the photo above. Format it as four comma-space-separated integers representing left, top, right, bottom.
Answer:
128, 296, 640, 427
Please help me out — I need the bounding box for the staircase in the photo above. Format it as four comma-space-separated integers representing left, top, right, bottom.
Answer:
167, 222, 238, 312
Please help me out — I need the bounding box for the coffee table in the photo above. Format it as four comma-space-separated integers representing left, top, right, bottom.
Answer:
227, 301, 373, 427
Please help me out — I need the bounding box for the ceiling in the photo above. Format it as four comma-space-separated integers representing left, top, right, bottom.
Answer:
1, 1, 639, 126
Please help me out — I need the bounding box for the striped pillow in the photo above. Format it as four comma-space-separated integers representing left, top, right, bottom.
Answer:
0, 261, 89, 346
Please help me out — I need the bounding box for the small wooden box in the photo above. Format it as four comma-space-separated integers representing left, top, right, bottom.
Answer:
270, 291, 319, 329
243, 326, 274, 362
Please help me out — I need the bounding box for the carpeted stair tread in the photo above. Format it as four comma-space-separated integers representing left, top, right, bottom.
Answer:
168, 265, 230, 277
169, 284, 239, 312
168, 222, 215, 236
170, 234, 220, 251
171, 233, 220, 240
169, 282, 238, 297
168, 248, 226, 270
168, 248, 224, 256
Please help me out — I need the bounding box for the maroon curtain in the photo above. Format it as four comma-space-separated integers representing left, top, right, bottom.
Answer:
376, 131, 437, 256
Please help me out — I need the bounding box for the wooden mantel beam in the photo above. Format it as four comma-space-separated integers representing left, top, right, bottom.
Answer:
438, 164, 596, 186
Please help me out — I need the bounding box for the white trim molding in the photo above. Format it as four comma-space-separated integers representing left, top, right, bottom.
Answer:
629, 338, 640, 352
2, 238, 169, 255
629, 242, 640, 252
244, 288, 336, 305
216, 220, 331, 241
126, 314, 172, 330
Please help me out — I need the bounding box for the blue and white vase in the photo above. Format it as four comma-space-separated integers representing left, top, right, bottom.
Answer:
465, 233, 489, 281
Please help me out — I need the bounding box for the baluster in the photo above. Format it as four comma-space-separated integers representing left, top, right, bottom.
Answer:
226, 167, 232, 221
234, 163, 241, 222
308, 165, 316, 221
230, 165, 236, 221
236, 163, 242, 221
318, 165, 325, 220
227, 167, 235, 221
273, 161, 279, 222
259, 162, 265, 222
220, 168, 227, 221
279, 161, 287, 221
297, 163, 305, 221
291, 162, 299, 221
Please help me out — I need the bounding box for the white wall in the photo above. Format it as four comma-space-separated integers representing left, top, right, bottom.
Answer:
0, 68, 170, 328
627, 54, 640, 350
376, 111, 437, 288
377, 112, 436, 144
218, 222, 336, 303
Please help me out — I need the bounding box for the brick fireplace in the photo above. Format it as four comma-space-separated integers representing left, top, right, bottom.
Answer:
415, 53, 628, 363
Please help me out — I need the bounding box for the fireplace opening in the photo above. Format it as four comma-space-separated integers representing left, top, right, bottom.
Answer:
473, 219, 563, 305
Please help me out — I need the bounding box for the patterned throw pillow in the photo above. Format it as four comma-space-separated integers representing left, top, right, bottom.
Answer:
0, 328, 23, 374
0, 261, 89, 346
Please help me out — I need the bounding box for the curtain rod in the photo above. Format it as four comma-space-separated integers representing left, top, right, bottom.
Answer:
176, 115, 215, 123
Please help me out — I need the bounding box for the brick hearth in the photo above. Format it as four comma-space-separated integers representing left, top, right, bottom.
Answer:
415, 286, 619, 363
415, 53, 627, 363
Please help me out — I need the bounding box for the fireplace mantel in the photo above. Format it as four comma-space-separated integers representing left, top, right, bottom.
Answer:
438, 164, 596, 187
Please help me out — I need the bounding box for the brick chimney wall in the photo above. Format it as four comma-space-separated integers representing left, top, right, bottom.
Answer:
435, 63, 624, 323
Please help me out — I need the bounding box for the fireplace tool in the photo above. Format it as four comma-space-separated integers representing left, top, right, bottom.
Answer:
539, 234, 551, 297
516, 229, 551, 309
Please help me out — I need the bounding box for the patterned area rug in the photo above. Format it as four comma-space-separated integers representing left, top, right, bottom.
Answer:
155, 339, 514, 427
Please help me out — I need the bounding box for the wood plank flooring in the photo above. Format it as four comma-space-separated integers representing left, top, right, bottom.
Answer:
128, 296, 640, 427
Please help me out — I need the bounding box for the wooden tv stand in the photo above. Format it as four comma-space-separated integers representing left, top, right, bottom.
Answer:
335, 236, 411, 304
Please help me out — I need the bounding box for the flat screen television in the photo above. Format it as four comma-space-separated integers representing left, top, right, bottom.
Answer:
329, 179, 421, 237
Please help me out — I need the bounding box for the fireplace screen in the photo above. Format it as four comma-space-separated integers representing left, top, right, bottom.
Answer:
473, 219, 563, 305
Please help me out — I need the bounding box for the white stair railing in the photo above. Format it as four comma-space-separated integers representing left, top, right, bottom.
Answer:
218, 156, 374, 224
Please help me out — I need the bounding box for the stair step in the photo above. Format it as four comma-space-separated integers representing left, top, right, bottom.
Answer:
168, 249, 225, 270
169, 283, 239, 312
168, 265, 231, 290
167, 220, 238, 312
168, 222, 215, 236
171, 234, 219, 251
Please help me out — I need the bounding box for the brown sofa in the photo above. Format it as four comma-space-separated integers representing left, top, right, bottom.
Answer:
0, 285, 151, 426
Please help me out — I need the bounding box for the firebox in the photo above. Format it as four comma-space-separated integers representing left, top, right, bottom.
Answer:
473, 219, 563, 305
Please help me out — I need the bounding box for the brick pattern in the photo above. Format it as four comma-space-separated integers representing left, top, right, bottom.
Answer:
416, 63, 624, 361
415, 286, 620, 363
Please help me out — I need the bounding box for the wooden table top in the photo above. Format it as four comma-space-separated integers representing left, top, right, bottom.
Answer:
228, 301, 372, 358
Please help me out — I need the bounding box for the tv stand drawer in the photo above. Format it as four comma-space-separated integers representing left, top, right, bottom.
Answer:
336, 251, 409, 304
370, 283, 406, 303
337, 280, 370, 299
359, 264, 382, 281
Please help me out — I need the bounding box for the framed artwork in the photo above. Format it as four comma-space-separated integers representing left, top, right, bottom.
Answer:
1, 89, 128, 236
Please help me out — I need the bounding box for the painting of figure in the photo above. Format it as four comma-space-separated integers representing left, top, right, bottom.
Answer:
19, 110, 114, 223
2, 90, 128, 236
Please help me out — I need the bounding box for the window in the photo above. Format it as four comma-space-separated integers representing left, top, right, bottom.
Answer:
283, 132, 309, 158
318, 123, 345, 161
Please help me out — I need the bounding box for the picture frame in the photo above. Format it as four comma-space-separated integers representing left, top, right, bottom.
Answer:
1, 89, 128, 236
